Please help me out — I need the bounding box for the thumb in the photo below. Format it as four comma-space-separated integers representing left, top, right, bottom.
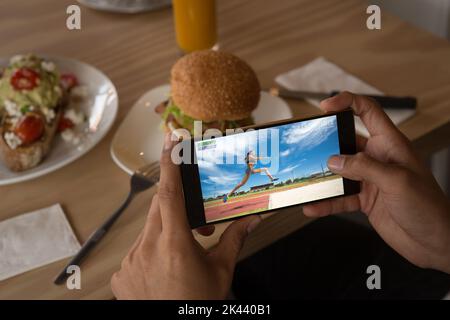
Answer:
211, 216, 262, 271
328, 152, 392, 187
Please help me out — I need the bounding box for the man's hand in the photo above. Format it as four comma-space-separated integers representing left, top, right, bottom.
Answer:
111, 134, 261, 299
303, 92, 450, 274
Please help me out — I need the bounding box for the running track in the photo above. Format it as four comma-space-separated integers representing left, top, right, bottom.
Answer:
205, 194, 270, 222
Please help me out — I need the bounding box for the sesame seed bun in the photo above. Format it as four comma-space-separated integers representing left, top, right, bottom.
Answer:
170, 50, 260, 122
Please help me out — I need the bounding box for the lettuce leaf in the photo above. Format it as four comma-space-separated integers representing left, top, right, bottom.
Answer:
162, 100, 253, 134
162, 100, 196, 131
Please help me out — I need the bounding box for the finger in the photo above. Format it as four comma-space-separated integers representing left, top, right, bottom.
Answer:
328, 152, 393, 187
129, 231, 144, 253
141, 194, 162, 239
356, 134, 368, 151
133, 194, 161, 247
303, 194, 361, 217
124, 231, 144, 269
211, 216, 261, 271
321, 92, 400, 138
158, 132, 191, 234
110, 272, 122, 298
196, 225, 216, 237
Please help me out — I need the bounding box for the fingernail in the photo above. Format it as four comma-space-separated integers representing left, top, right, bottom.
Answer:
328, 155, 345, 171
247, 216, 262, 234
163, 132, 172, 151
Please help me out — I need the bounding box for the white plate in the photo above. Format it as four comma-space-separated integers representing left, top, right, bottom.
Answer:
111, 84, 292, 175
0, 56, 118, 186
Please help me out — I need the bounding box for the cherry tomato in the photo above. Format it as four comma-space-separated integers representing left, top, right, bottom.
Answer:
57, 117, 74, 132
14, 114, 45, 145
60, 73, 78, 90
10, 68, 40, 91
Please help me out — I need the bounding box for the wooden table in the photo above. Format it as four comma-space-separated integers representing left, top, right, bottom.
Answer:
1, 0, 449, 299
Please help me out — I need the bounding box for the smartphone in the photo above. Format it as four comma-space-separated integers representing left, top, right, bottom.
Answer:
180, 109, 360, 228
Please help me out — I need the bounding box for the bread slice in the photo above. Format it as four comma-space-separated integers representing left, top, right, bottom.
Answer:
0, 108, 62, 172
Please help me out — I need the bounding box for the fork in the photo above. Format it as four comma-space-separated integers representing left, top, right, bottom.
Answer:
54, 162, 160, 285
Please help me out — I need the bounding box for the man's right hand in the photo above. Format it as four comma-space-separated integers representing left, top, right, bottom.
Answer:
303, 92, 450, 274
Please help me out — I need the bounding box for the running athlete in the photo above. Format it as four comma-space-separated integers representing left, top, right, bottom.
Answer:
223, 150, 278, 203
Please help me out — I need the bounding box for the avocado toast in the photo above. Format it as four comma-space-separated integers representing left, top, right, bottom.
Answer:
0, 55, 66, 171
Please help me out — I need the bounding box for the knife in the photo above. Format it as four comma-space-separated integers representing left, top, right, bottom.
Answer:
270, 87, 417, 110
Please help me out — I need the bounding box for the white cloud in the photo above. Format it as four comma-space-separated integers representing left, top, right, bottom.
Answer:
197, 159, 217, 172
278, 164, 301, 175
280, 149, 291, 157
282, 116, 337, 151
202, 172, 243, 186
277, 159, 306, 175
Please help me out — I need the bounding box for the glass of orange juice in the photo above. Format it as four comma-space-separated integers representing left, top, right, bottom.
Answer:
172, 0, 218, 54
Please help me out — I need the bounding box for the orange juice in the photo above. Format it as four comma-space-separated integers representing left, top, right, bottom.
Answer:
172, 0, 217, 53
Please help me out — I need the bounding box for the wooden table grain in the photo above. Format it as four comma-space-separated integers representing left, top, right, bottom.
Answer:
0, 0, 449, 299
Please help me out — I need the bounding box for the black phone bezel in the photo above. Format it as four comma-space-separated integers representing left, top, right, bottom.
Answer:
180, 109, 360, 229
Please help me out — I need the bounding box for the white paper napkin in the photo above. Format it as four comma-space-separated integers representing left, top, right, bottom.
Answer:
275, 57, 416, 137
0, 204, 81, 281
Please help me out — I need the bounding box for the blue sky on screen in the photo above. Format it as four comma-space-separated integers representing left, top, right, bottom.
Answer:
195, 115, 340, 198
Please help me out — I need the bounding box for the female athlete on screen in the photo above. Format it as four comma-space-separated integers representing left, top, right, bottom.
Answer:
223, 150, 279, 203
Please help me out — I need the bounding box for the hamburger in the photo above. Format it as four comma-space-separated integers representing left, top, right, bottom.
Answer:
155, 50, 260, 134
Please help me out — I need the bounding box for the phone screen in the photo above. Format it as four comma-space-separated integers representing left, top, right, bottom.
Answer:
193, 114, 346, 224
